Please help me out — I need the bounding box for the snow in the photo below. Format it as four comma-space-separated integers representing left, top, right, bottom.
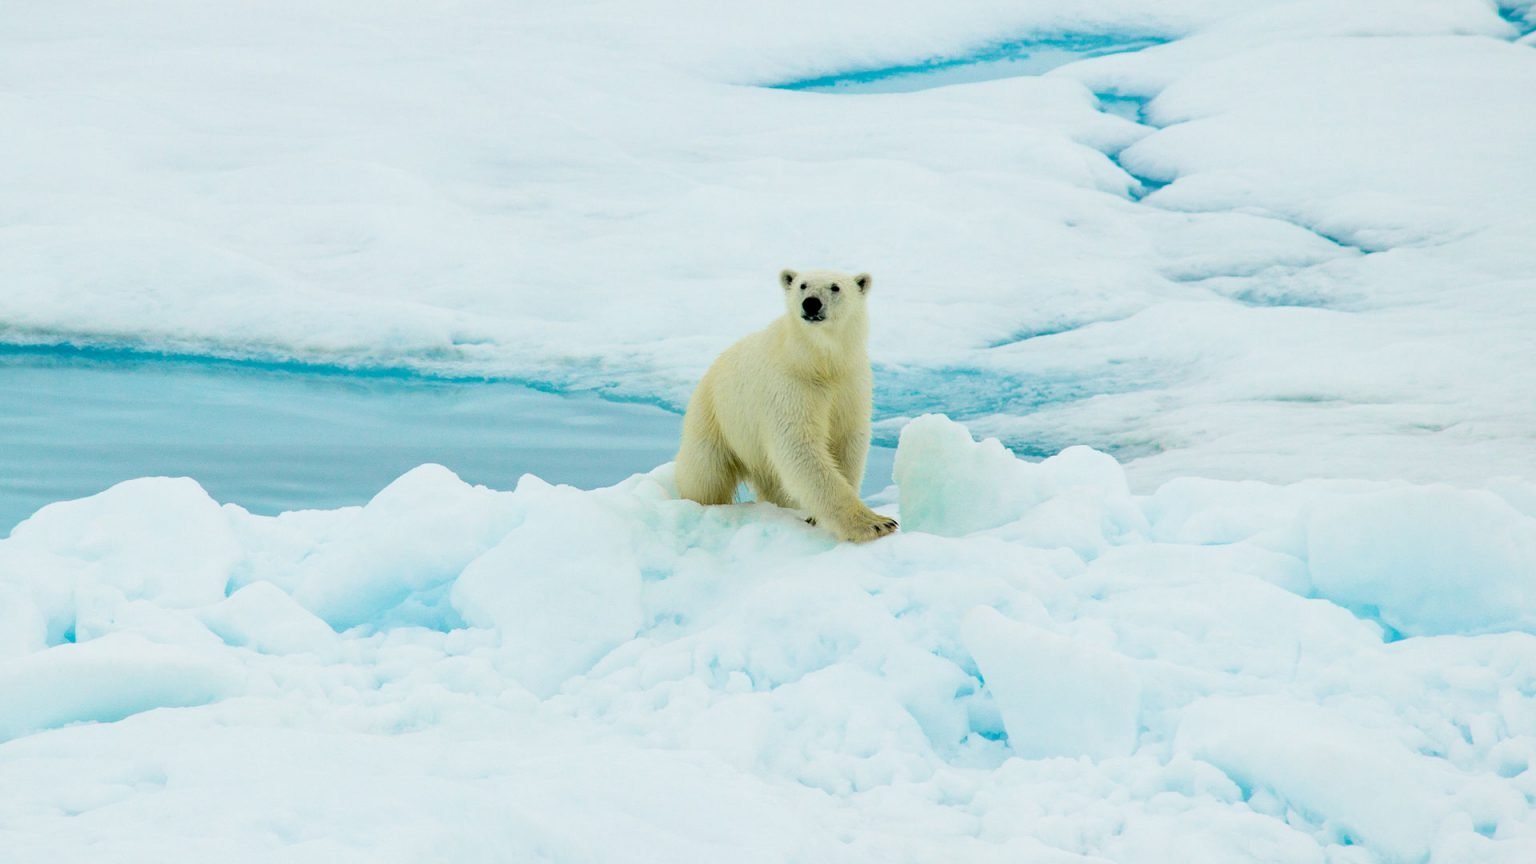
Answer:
3, 0, 1532, 486
896, 413, 1146, 554
5, 0, 1536, 860
200, 582, 339, 657
1308, 486, 1536, 638
450, 477, 647, 696
962, 606, 1143, 760
1174, 695, 1454, 860
0, 633, 242, 743
4, 415, 1536, 860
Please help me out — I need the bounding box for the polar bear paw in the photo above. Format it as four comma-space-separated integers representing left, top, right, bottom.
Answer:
838, 508, 899, 543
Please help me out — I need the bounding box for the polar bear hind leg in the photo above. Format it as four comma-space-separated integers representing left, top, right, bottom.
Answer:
675, 416, 741, 506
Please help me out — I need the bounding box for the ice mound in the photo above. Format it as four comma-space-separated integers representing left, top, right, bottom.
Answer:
281, 463, 525, 631
1309, 486, 1536, 637
962, 606, 1141, 760
1175, 695, 1453, 861
2, 415, 1535, 860
0, 477, 241, 652
451, 477, 646, 696
895, 413, 1147, 556
200, 582, 338, 656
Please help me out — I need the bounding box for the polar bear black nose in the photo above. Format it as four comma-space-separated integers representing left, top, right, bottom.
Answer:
802, 296, 823, 316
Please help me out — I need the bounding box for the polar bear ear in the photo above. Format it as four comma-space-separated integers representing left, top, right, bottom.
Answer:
855, 273, 872, 294
780, 269, 798, 291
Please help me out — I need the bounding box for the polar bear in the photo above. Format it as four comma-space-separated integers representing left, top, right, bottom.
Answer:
674, 268, 898, 542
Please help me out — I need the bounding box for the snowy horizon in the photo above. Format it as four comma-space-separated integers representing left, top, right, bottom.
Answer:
4, 0, 1536, 861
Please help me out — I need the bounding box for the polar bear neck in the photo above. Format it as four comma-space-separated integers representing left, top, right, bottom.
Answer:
772, 311, 869, 382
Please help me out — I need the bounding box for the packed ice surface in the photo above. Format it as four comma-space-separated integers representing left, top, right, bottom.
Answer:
4, 415, 1536, 862
5, 0, 1536, 861
4, 0, 1534, 486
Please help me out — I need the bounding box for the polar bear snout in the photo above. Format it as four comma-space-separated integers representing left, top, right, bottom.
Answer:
801, 296, 825, 321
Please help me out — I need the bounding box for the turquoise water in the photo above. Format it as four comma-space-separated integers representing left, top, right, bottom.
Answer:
773, 34, 1165, 94
1, 349, 896, 535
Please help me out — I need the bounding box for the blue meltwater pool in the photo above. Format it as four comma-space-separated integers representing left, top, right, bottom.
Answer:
0, 347, 896, 535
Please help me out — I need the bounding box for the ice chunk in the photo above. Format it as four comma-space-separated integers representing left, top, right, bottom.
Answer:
896, 413, 1044, 536
200, 582, 338, 656
0, 632, 241, 742
895, 414, 1145, 555
1176, 695, 1457, 861
451, 479, 643, 696
4, 476, 238, 610
1007, 444, 1149, 557
1077, 543, 1376, 679
961, 606, 1141, 760
286, 464, 524, 630
0, 477, 241, 647
1143, 476, 1323, 555
1308, 486, 1536, 637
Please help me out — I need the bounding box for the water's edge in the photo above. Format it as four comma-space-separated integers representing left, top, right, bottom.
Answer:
1, 353, 896, 535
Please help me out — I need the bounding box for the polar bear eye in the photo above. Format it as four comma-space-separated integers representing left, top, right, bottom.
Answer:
830, 284, 840, 293
800, 283, 808, 291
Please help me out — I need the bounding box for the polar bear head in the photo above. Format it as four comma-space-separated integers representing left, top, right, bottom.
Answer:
779, 268, 871, 337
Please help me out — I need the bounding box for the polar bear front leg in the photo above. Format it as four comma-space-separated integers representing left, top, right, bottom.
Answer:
834, 429, 871, 494
746, 469, 797, 511
768, 429, 897, 543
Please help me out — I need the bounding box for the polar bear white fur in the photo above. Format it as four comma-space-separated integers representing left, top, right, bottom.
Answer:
674, 268, 898, 543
